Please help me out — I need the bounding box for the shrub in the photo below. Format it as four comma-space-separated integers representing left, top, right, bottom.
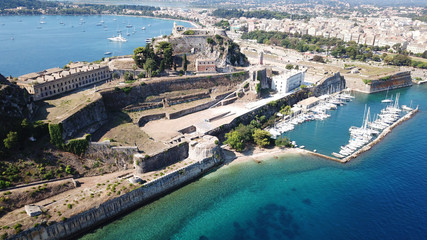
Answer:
3, 131, 18, 150
65, 135, 90, 155
48, 123, 64, 148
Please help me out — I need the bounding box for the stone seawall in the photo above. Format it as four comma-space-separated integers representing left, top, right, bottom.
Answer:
11, 155, 222, 240
59, 94, 108, 140
134, 143, 189, 173
100, 72, 248, 110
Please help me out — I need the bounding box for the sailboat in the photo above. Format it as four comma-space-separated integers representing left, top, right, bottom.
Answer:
381, 87, 393, 103
126, 29, 130, 36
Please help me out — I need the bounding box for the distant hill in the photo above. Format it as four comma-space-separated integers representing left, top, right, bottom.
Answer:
0, 0, 58, 10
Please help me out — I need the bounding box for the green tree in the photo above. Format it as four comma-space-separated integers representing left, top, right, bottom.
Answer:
312, 55, 325, 63
144, 58, 157, 78
224, 130, 245, 152
252, 129, 271, 147
285, 64, 294, 70
3, 131, 18, 150
133, 46, 146, 68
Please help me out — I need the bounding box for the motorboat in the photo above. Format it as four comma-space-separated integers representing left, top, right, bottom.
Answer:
104, 52, 112, 55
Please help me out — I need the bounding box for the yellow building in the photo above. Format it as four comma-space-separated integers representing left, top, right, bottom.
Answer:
17, 62, 111, 101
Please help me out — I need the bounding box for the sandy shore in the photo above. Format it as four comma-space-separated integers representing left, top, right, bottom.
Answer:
222, 146, 310, 167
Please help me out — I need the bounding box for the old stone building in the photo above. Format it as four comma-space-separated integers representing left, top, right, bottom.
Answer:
17, 62, 111, 101
195, 59, 216, 73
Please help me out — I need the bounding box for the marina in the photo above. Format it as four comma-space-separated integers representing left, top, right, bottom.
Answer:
270, 88, 419, 163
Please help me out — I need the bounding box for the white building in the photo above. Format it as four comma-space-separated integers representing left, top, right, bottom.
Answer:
271, 70, 305, 94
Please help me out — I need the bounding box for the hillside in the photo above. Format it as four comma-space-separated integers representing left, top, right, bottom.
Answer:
167, 33, 249, 70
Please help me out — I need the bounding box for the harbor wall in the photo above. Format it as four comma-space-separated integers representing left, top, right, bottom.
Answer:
346, 71, 412, 93
10, 153, 222, 240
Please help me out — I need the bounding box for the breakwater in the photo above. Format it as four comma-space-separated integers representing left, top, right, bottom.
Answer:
11, 154, 223, 240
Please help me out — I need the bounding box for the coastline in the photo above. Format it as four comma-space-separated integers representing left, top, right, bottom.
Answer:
223, 146, 311, 167
111, 14, 199, 28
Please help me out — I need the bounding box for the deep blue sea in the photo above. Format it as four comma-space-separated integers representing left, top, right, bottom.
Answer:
81, 84, 427, 240
0, 15, 192, 77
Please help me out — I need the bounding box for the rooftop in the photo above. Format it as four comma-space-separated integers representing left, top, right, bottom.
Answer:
297, 96, 319, 107
18, 62, 106, 85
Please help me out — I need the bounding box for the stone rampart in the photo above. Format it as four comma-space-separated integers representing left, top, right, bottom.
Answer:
166, 100, 218, 119
11, 154, 222, 240
346, 71, 412, 93
100, 72, 248, 110
85, 141, 138, 168
313, 72, 346, 96
59, 94, 108, 140
137, 113, 166, 127
134, 143, 189, 173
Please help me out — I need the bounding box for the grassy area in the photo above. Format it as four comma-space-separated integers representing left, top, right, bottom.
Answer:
34, 89, 100, 123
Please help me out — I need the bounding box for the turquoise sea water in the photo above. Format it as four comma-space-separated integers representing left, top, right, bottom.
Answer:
0, 15, 192, 77
81, 84, 427, 240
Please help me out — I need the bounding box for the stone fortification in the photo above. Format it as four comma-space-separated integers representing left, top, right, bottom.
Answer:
11, 146, 222, 240
100, 72, 248, 110
345, 71, 412, 93
59, 94, 108, 139
134, 142, 189, 174
85, 141, 138, 169
312, 72, 346, 96
188, 135, 220, 161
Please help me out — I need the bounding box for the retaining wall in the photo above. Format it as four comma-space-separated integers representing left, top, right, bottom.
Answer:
134, 142, 189, 173
137, 113, 166, 127
59, 94, 108, 140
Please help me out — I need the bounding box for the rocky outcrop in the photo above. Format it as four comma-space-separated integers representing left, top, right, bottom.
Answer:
0, 74, 35, 138
169, 34, 248, 68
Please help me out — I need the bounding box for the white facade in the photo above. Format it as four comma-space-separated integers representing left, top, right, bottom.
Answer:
271, 70, 305, 94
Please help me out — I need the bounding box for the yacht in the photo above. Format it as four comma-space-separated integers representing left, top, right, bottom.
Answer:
108, 33, 127, 42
